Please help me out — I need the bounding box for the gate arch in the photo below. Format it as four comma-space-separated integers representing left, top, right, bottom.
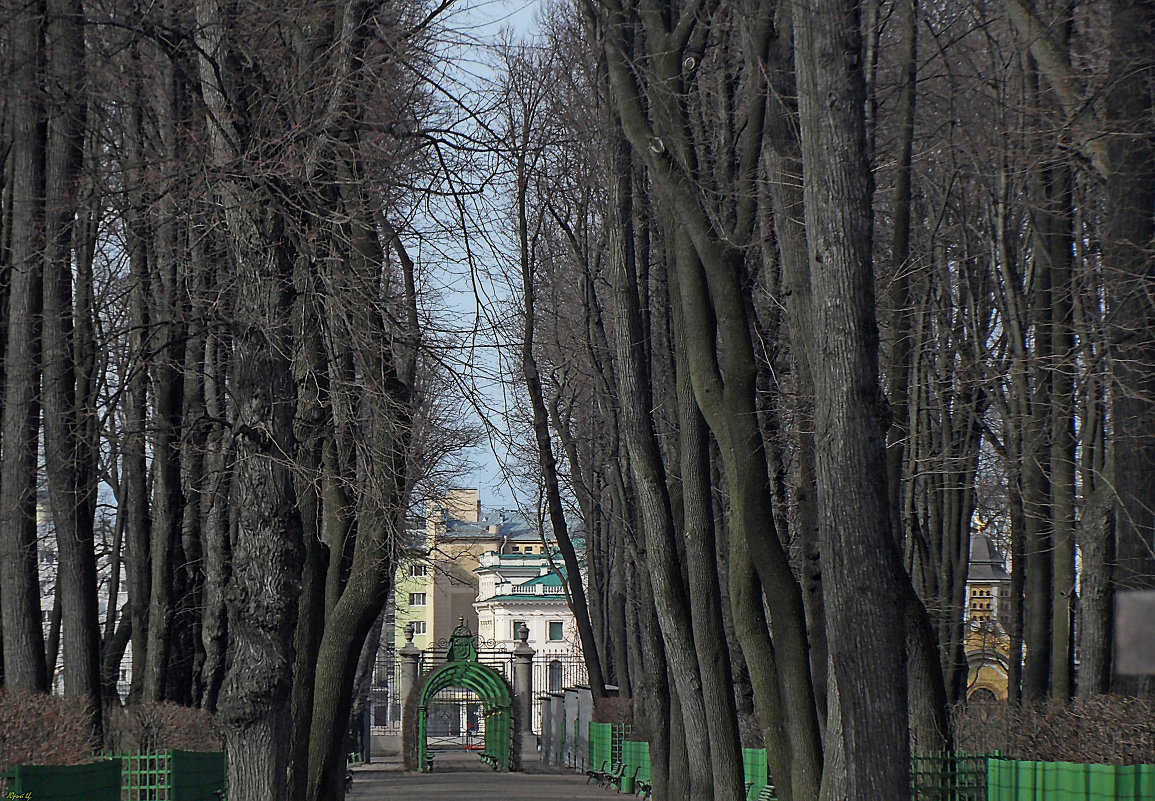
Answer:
414, 621, 515, 772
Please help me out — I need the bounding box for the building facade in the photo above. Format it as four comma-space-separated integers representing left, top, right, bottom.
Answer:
373, 489, 584, 736
964, 534, 1012, 701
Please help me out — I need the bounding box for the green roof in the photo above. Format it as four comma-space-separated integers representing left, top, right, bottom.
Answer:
523, 571, 565, 587
484, 593, 570, 602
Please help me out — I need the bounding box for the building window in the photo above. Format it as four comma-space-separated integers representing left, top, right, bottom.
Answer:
410, 564, 428, 577
412, 621, 427, 635
512, 620, 527, 639
409, 592, 426, 606
549, 621, 564, 641
511, 546, 520, 553
548, 660, 563, 692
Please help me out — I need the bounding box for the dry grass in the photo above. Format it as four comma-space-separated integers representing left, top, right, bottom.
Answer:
103, 702, 222, 754
0, 691, 96, 771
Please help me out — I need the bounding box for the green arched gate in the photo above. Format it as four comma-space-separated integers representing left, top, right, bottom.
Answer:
416, 622, 514, 771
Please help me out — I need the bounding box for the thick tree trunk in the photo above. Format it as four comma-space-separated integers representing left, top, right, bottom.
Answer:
793, 0, 910, 798
199, 331, 232, 710
675, 331, 746, 801
213, 217, 302, 801
0, 0, 49, 694
608, 146, 715, 797
41, 0, 102, 739
195, 4, 303, 796
1105, 0, 1155, 698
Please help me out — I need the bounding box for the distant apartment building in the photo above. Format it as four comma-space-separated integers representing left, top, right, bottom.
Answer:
391, 489, 552, 653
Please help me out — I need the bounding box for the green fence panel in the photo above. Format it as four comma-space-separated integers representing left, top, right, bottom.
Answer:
1087, 763, 1118, 801
610, 724, 625, 766
120, 751, 172, 799
742, 748, 768, 786
589, 722, 612, 772
742, 748, 770, 798
988, 759, 1155, 801
912, 751, 994, 801
1115, 764, 1151, 801
7, 759, 122, 801
622, 740, 650, 784
171, 750, 226, 801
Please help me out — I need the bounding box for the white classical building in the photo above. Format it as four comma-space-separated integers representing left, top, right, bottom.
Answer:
476, 554, 573, 643
474, 551, 582, 695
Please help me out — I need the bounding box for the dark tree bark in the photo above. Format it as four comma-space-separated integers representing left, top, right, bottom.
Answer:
0, 0, 49, 694
511, 56, 608, 701
1104, 0, 1155, 698
195, 3, 304, 796
40, 0, 102, 738
607, 137, 720, 795
793, 0, 910, 797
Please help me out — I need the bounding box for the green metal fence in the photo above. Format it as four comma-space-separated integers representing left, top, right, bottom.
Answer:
911, 751, 996, 801
121, 751, 170, 799
2, 750, 223, 801
742, 748, 774, 799
589, 723, 613, 773
577, 737, 1155, 801
988, 759, 1154, 801
622, 740, 650, 784
5, 758, 123, 800
116, 749, 226, 800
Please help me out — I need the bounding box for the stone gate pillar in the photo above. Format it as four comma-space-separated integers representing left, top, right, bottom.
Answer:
399, 622, 422, 713
512, 623, 536, 736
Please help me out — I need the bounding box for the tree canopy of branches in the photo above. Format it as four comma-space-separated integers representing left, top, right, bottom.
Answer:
479, 0, 1155, 798
0, 0, 471, 798
2, 0, 1153, 798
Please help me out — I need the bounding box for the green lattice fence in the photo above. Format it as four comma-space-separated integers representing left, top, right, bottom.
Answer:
5, 758, 122, 800
121, 751, 170, 799
911, 752, 997, 801
117, 750, 226, 800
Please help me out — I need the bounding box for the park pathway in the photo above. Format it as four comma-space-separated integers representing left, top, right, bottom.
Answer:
349, 751, 616, 801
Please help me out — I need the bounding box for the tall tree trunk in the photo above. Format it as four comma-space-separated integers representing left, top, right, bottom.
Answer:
1044, 165, 1076, 701
1105, 0, 1155, 697
0, 0, 49, 694
121, 43, 153, 705
675, 296, 746, 801
195, 5, 304, 796
608, 142, 716, 795
793, 0, 910, 797
199, 331, 232, 710
516, 121, 607, 701
40, 0, 102, 739
142, 53, 186, 701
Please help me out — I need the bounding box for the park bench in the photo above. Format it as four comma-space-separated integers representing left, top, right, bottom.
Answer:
634, 776, 652, 798
479, 752, 501, 770
750, 783, 776, 800
599, 762, 626, 790
586, 760, 609, 784
345, 751, 360, 792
